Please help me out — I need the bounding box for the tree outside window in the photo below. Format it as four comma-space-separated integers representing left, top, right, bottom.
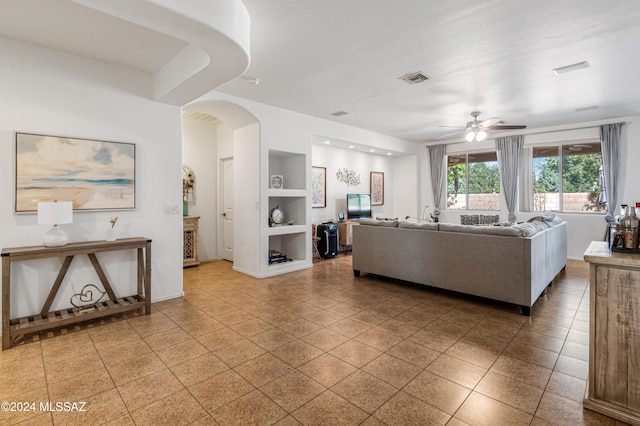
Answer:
447, 152, 500, 210
532, 143, 604, 213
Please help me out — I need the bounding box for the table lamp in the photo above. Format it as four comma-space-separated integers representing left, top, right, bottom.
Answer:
37, 201, 73, 247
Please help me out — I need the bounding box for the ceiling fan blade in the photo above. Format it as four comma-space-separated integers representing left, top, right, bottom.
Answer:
438, 125, 465, 128
479, 117, 503, 127
437, 130, 464, 139
485, 125, 527, 130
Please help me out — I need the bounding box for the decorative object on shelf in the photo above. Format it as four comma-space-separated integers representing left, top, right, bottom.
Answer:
107, 216, 118, 241
70, 283, 107, 312
370, 171, 384, 205
312, 166, 326, 208
182, 165, 195, 217
182, 164, 195, 204
336, 168, 361, 187
37, 201, 73, 247
270, 174, 284, 189
16, 133, 135, 212
269, 204, 285, 226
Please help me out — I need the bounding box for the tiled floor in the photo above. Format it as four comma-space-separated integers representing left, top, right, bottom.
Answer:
0, 256, 631, 425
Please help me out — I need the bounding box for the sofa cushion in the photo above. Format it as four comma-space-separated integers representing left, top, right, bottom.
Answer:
359, 218, 399, 227
398, 221, 439, 230
439, 223, 521, 237
460, 214, 479, 225
479, 214, 500, 225
510, 222, 546, 237
528, 213, 564, 227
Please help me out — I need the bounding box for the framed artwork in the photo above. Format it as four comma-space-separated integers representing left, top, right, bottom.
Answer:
370, 171, 384, 205
311, 166, 326, 208
15, 132, 136, 212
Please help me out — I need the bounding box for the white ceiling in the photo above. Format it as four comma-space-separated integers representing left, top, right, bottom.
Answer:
2, 0, 640, 144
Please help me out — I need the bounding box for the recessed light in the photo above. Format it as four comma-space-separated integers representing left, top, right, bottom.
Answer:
331, 111, 349, 117
387, 153, 392, 156
349, 145, 355, 149
369, 149, 375, 152
552, 61, 590, 75
324, 140, 331, 144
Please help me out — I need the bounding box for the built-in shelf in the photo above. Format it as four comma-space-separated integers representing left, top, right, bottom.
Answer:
266, 149, 309, 275
267, 224, 306, 236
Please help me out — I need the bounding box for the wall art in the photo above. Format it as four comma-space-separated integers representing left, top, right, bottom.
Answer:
370, 171, 384, 205
15, 132, 136, 212
311, 166, 326, 208
336, 168, 361, 187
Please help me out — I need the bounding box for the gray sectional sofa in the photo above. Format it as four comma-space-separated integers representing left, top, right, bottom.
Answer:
352, 215, 568, 315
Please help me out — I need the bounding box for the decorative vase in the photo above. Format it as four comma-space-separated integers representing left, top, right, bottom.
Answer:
183, 200, 188, 217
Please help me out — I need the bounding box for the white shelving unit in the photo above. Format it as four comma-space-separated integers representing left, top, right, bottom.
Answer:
266, 150, 309, 274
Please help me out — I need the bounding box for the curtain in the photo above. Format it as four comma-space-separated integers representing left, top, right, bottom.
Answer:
519, 147, 533, 212
495, 135, 525, 223
600, 123, 623, 223
427, 144, 447, 216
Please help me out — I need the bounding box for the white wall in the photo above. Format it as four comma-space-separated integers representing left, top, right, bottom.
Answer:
0, 38, 184, 321
182, 116, 218, 261
311, 144, 401, 224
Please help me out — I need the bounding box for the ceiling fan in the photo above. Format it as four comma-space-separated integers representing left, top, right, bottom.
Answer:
439, 111, 527, 142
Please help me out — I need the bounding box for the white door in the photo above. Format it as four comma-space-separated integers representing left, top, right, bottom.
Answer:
221, 158, 234, 261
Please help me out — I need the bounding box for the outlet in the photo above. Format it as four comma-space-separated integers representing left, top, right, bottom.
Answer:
164, 204, 180, 215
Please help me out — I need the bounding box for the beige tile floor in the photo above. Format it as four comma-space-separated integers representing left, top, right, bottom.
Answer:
0, 256, 631, 425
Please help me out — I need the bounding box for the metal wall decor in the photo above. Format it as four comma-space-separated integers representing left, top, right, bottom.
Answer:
336, 168, 361, 187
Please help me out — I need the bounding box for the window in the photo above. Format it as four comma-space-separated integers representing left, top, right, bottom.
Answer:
447, 152, 500, 210
531, 142, 604, 213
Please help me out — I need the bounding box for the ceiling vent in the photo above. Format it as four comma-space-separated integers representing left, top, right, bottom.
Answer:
331, 111, 349, 117
399, 72, 430, 84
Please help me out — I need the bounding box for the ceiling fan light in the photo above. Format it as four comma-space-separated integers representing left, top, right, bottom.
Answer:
476, 130, 487, 141
465, 131, 475, 142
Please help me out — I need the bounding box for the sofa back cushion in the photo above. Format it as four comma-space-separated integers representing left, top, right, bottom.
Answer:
440, 223, 521, 237
398, 221, 439, 230
358, 218, 399, 227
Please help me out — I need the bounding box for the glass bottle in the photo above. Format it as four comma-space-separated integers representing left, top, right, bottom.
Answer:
620, 205, 639, 249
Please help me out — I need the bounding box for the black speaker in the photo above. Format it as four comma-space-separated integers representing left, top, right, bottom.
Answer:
316, 223, 338, 258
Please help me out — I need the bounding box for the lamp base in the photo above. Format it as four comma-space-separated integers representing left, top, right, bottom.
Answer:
43, 225, 69, 247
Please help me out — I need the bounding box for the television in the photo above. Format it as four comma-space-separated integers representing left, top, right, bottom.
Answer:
346, 193, 372, 219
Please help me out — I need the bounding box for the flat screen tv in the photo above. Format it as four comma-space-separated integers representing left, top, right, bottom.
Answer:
346, 193, 372, 219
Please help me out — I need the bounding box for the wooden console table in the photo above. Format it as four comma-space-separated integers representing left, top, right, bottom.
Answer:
583, 241, 640, 425
2, 237, 151, 350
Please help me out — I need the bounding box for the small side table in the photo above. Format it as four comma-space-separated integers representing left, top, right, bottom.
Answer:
183, 216, 200, 267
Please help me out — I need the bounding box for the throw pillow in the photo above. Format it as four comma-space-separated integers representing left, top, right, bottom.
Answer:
460, 214, 479, 225
479, 214, 500, 225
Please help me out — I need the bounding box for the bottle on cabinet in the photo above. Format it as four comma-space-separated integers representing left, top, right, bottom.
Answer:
620, 205, 639, 249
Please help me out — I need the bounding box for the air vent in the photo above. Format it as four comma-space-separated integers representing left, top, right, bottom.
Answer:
399, 72, 430, 84
331, 111, 349, 117
552, 61, 590, 75
575, 105, 599, 112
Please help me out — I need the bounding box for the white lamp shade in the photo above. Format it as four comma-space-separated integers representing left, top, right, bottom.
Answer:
465, 131, 475, 142
37, 201, 73, 225
476, 130, 487, 141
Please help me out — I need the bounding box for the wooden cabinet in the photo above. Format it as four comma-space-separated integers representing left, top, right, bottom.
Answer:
183, 216, 200, 267
338, 221, 357, 248
2, 238, 152, 350
583, 241, 640, 425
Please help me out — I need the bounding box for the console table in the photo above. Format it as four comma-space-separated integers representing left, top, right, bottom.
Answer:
583, 241, 640, 425
2, 237, 151, 350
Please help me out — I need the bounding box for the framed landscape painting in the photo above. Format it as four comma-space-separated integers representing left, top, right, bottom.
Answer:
311, 166, 326, 208
15, 133, 136, 212
370, 171, 384, 205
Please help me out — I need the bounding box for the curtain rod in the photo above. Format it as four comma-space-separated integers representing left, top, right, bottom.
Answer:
518, 121, 626, 138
